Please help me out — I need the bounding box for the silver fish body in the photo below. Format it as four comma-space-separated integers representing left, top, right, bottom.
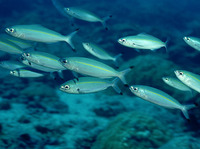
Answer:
21, 58, 58, 72
0, 34, 34, 49
0, 38, 23, 54
82, 42, 122, 63
5, 24, 78, 51
129, 85, 195, 119
60, 77, 121, 94
183, 36, 200, 51
22, 51, 66, 71
118, 33, 166, 51
162, 77, 192, 92
10, 68, 45, 78
60, 57, 131, 84
174, 70, 200, 93
0, 60, 25, 70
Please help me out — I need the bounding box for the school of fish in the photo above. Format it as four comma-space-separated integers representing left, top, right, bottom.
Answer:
0, 0, 199, 120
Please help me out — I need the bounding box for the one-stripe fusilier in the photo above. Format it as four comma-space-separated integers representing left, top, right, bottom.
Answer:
174, 70, 200, 93
129, 85, 195, 119
82, 42, 122, 66
118, 33, 167, 51
60, 77, 122, 94
60, 57, 132, 85
10, 68, 46, 78
183, 36, 200, 51
0, 38, 23, 54
0, 60, 25, 70
0, 34, 34, 49
64, 7, 111, 30
22, 51, 66, 71
5, 24, 78, 51
162, 77, 192, 93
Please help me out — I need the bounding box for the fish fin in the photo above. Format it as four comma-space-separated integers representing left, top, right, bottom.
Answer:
118, 66, 134, 85
134, 48, 141, 52
181, 104, 196, 120
64, 28, 79, 52
71, 71, 79, 80
77, 88, 88, 94
164, 38, 170, 53
113, 53, 122, 67
57, 70, 64, 79
101, 15, 112, 30
111, 78, 122, 94
137, 33, 151, 37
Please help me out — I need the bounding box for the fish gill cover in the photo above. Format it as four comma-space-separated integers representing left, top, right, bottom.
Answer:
0, 0, 200, 148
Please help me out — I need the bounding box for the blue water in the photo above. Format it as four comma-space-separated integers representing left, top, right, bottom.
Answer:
0, 0, 200, 148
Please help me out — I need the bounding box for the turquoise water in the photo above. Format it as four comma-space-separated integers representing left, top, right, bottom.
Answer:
0, 0, 200, 148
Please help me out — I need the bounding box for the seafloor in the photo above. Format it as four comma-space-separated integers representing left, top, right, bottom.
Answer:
0, 0, 200, 148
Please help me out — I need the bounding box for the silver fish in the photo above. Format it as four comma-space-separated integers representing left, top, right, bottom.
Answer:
162, 77, 192, 93
64, 7, 111, 30
0, 34, 34, 49
174, 70, 200, 93
10, 68, 45, 78
5, 24, 78, 51
82, 42, 122, 66
0, 60, 25, 70
118, 33, 167, 51
60, 57, 132, 85
22, 51, 66, 71
60, 77, 122, 94
183, 36, 200, 51
129, 85, 195, 119
0, 38, 23, 54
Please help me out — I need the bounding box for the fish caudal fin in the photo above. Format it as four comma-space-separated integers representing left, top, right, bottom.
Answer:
164, 38, 169, 53
181, 104, 196, 120
101, 15, 112, 30
113, 53, 122, 67
64, 29, 79, 52
111, 78, 122, 95
118, 66, 134, 86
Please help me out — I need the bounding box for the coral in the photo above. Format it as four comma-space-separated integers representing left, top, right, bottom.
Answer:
92, 112, 172, 149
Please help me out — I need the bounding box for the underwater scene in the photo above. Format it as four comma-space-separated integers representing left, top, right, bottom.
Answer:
0, 0, 200, 148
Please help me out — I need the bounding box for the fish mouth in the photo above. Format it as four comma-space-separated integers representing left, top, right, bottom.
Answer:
5, 28, 10, 33
174, 70, 180, 75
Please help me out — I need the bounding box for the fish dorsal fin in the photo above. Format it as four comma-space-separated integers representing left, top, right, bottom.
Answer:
137, 33, 152, 37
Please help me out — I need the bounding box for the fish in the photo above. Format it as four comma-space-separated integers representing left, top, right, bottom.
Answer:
59, 57, 132, 85
162, 76, 192, 93
20, 57, 59, 72
5, 24, 78, 51
183, 36, 200, 51
10, 68, 46, 78
64, 7, 111, 30
60, 77, 122, 94
0, 34, 35, 49
82, 42, 122, 66
118, 33, 167, 51
0, 38, 23, 54
174, 70, 200, 93
22, 51, 66, 71
129, 85, 195, 119
0, 60, 25, 70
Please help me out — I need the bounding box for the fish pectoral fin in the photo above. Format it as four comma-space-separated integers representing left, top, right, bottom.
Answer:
77, 88, 89, 93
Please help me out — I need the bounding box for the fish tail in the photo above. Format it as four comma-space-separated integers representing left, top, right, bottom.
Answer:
101, 15, 112, 30
64, 29, 79, 52
164, 38, 170, 53
51, 0, 68, 17
181, 104, 196, 120
111, 78, 122, 95
118, 66, 134, 86
113, 53, 122, 67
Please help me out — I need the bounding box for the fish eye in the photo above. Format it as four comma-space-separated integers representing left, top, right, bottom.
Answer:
62, 59, 68, 64
179, 72, 183, 75
25, 53, 30, 57
134, 87, 138, 91
122, 39, 126, 42
165, 78, 168, 81
86, 43, 89, 46
10, 71, 14, 74
66, 8, 70, 11
64, 85, 70, 89
10, 28, 14, 32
